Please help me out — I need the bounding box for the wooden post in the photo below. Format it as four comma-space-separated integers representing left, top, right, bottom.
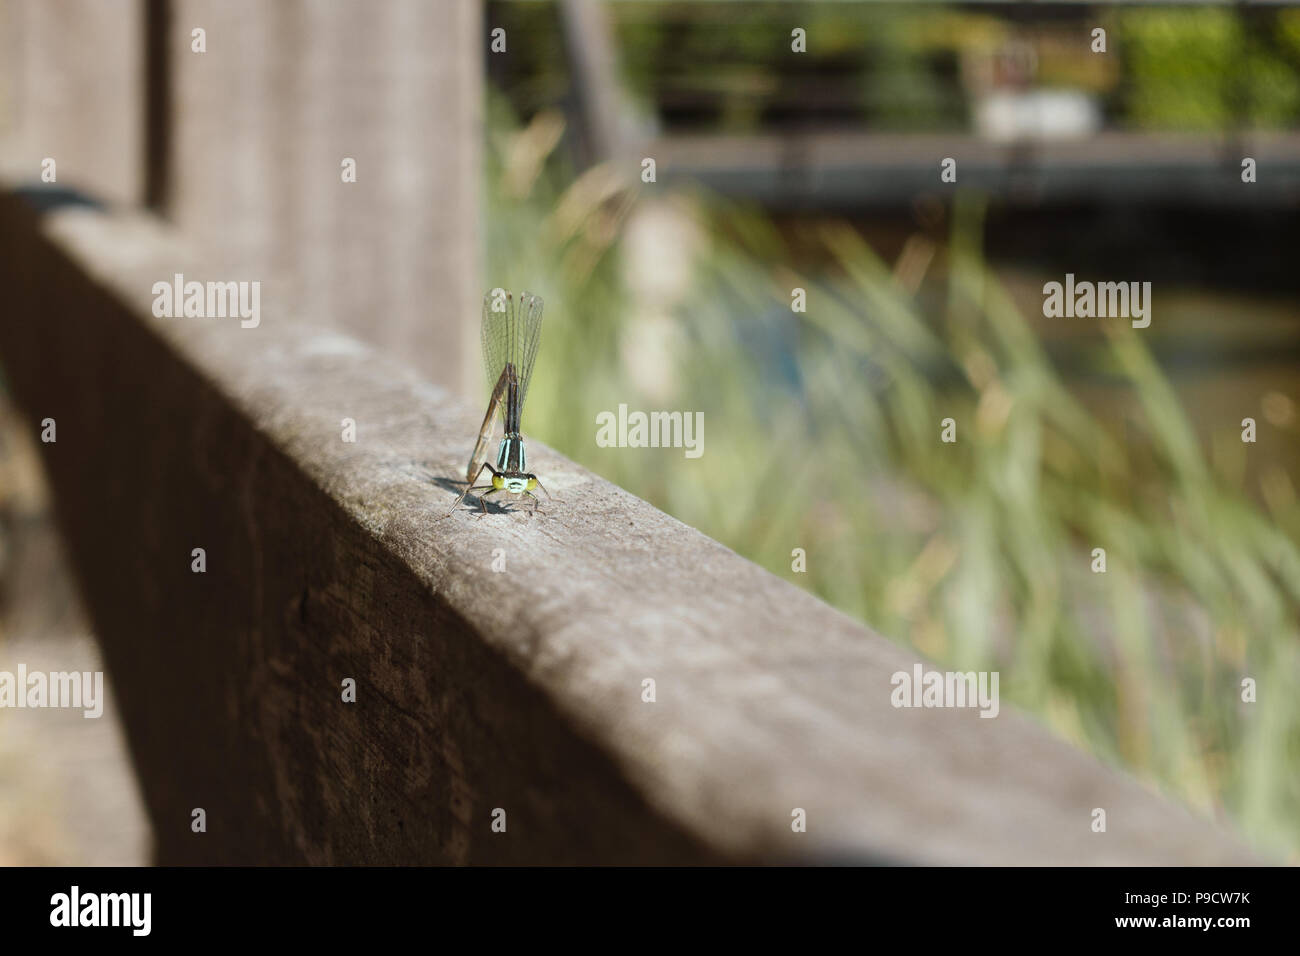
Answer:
0, 0, 144, 204
163, 0, 482, 394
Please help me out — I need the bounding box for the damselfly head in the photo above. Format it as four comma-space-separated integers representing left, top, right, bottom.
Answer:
499, 474, 534, 494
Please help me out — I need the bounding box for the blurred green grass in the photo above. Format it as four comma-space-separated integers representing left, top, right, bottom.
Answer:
485, 105, 1300, 860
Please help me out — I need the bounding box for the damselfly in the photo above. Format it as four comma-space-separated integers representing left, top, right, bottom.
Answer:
444, 291, 550, 516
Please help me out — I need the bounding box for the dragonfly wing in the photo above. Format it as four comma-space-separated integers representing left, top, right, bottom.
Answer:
482, 291, 544, 424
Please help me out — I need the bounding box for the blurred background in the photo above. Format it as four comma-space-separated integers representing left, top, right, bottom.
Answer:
2, 0, 1299, 863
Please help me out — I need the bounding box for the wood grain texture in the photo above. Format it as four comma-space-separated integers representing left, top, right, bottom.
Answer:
0, 185, 1262, 865
165, 0, 481, 394
0, 0, 144, 204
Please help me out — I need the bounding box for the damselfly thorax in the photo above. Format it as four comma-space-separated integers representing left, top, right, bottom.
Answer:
442, 292, 549, 516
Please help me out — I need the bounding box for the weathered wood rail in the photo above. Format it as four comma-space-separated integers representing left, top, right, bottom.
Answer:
653, 131, 1300, 208
0, 179, 1261, 865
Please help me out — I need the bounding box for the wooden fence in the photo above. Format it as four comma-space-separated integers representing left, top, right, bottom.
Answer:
0, 0, 1262, 864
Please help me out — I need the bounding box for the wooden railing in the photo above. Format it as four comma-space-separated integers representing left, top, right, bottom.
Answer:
0, 179, 1261, 865
0, 0, 1265, 865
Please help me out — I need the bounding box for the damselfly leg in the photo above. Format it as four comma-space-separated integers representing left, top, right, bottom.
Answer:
441, 461, 487, 518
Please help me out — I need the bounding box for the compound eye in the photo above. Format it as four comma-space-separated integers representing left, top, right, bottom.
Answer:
492, 474, 505, 490
526, 477, 538, 490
